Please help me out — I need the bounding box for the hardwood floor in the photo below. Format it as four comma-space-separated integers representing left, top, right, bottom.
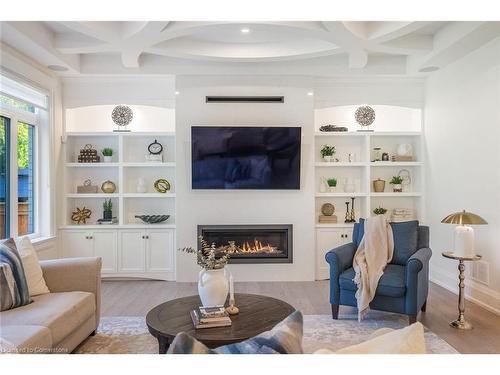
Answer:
101, 280, 500, 354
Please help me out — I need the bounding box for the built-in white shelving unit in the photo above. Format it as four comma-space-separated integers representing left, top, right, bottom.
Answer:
59, 130, 176, 280
314, 106, 425, 280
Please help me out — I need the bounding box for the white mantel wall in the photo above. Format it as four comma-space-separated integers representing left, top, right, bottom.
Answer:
175, 76, 315, 282
425, 36, 500, 314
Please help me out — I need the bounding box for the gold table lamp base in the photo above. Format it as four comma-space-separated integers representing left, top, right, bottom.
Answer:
450, 318, 473, 330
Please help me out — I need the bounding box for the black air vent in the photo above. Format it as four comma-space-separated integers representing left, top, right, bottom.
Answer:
205, 96, 284, 103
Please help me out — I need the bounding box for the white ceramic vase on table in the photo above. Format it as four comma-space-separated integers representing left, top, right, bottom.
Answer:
103, 156, 113, 163
198, 268, 229, 307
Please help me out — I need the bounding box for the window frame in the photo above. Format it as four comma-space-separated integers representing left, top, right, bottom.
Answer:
0, 101, 40, 239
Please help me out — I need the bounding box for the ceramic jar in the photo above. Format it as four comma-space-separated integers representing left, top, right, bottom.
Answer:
373, 179, 386, 192
393, 184, 403, 193
103, 156, 113, 163
198, 268, 229, 307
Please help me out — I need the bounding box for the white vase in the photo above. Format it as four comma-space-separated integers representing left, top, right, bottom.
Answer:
329, 186, 337, 193
323, 155, 332, 162
136, 178, 147, 193
198, 268, 229, 307
319, 178, 327, 193
103, 156, 113, 163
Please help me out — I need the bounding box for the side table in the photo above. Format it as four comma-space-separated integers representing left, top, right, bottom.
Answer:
442, 251, 482, 330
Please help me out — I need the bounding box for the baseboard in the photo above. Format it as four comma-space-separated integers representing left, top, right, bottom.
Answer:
430, 267, 500, 316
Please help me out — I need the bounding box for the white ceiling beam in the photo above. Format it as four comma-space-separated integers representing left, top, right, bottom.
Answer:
59, 22, 121, 44
407, 21, 500, 73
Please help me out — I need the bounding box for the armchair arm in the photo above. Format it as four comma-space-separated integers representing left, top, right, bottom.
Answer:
405, 248, 432, 314
325, 243, 356, 305
40, 257, 102, 326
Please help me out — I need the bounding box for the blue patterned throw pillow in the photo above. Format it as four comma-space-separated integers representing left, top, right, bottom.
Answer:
0, 238, 31, 311
167, 310, 303, 354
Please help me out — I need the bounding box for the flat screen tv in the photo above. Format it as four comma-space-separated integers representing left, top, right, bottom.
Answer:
192, 126, 301, 190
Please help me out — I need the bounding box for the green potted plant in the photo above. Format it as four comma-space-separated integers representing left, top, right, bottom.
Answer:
373, 206, 388, 215
327, 178, 337, 192
390, 176, 403, 192
320, 145, 336, 162
102, 148, 113, 163
103, 199, 113, 220
179, 236, 230, 307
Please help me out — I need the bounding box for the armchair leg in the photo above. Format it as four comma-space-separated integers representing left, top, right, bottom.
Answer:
408, 315, 417, 325
331, 304, 339, 320
421, 300, 427, 312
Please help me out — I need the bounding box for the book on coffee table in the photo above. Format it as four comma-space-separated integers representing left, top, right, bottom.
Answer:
190, 310, 232, 329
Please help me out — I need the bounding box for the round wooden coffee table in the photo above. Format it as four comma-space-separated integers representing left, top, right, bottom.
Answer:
146, 293, 295, 353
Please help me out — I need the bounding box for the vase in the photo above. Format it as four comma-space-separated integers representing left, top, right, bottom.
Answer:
103, 156, 113, 163
329, 186, 337, 193
323, 156, 332, 162
198, 268, 229, 307
103, 210, 112, 220
136, 178, 147, 193
393, 184, 403, 192
373, 179, 385, 192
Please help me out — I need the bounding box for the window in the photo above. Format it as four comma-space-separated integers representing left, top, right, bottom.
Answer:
0, 74, 47, 240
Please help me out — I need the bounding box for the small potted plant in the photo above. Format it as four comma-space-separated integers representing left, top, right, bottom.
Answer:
179, 236, 230, 307
373, 206, 388, 216
102, 148, 113, 163
103, 199, 112, 220
327, 178, 337, 192
320, 145, 336, 162
390, 176, 403, 192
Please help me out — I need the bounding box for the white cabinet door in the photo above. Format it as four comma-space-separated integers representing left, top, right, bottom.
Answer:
146, 229, 174, 273
92, 230, 118, 273
60, 230, 93, 258
118, 230, 145, 272
315, 228, 343, 280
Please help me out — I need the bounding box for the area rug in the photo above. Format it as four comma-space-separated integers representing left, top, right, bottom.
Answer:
76, 312, 458, 354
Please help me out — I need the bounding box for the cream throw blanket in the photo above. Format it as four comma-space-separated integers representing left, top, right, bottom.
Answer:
353, 216, 394, 321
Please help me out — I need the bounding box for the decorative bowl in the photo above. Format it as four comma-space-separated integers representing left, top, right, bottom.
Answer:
135, 215, 170, 224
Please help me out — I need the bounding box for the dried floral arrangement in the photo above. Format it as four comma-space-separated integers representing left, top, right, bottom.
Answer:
179, 235, 230, 270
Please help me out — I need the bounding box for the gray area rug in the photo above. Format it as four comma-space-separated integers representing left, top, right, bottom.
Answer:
76, 312, 458, 354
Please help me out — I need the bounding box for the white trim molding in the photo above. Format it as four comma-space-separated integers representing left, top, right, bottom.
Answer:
430, 266, 500, 317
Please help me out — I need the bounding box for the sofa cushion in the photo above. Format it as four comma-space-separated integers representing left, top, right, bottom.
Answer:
15, 236, 50, 297
391, 221, 419, 265
0, 325, 53, 353
0, 291, 95, 345
339, 265, 406, 297
167, 310, 303, 354
0, 239, 31, 311
314, 322, 426, 354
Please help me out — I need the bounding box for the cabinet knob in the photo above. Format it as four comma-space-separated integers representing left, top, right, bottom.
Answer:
142, 235, 145, 239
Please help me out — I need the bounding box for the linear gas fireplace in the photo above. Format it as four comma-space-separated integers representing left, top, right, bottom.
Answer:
197, 224, 293, 264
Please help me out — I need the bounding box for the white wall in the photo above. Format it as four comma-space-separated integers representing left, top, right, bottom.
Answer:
175, 76, 315, 282
425, 37, 500, 314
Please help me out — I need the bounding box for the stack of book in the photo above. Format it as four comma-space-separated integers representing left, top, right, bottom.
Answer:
391, 155, 413, 162
190, 306, 232, 329
319, 215, 338, 223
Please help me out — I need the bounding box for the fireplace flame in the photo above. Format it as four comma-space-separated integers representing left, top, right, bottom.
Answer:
223, 239, 278, 254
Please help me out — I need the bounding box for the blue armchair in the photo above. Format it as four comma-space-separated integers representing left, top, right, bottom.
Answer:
325, 219, 432, 325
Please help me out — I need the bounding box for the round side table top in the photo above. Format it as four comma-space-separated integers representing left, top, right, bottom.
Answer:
146, 293, 295, 349
442, 251, 482, 261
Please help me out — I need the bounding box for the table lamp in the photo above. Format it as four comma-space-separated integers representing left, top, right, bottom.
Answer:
441, 210, 487, 257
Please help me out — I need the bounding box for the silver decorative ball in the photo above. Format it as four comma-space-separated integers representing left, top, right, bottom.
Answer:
111, 105, 133, 127
355, 106, 375, 127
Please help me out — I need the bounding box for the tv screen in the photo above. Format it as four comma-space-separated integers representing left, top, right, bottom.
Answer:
192, 126, 301, 190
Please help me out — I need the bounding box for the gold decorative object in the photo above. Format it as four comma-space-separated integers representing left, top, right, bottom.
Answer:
442, 251, 483, 330
101, 180, 116, 194
71, 206, 92, 224
78, 144, 100, 163
154, 178, 171, 193
226, 304, 240, 315
373, 178, 385, 192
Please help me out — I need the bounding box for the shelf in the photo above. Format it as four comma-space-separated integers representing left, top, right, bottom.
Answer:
59, 224, 176, 230
65, 194, 118, 198
122, 193, 176, 198
65, 132, 176, 137
314, 131, 421, 137
315, 132, 366, 137
370, 132, 421, 137
370, 162, 423, 167
371, 192, 422, 197
316, 193, 367, 198
315, 223, 355, 228
315, 162, 368, 167
65, 163, 119, 167
122, 162, 176, 167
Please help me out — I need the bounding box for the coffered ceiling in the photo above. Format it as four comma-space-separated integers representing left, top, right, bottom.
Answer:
1, 21, 500, 76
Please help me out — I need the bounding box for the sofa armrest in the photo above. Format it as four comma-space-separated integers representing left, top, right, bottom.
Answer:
405, 248, 432, 314
40, 257, 102, 326
325, 242, 356, 273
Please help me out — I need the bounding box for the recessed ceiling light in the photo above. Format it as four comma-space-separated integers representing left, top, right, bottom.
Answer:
241, 27, 250, 34
307, 92, 314, 96
47, 64, 69, 72
175, 91, 180, 95
419, 66, 440, 73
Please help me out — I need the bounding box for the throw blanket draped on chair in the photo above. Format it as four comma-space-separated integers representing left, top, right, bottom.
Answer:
353, 215, 394, 321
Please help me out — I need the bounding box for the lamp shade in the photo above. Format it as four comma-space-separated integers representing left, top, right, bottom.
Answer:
441, 210, 488, 225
